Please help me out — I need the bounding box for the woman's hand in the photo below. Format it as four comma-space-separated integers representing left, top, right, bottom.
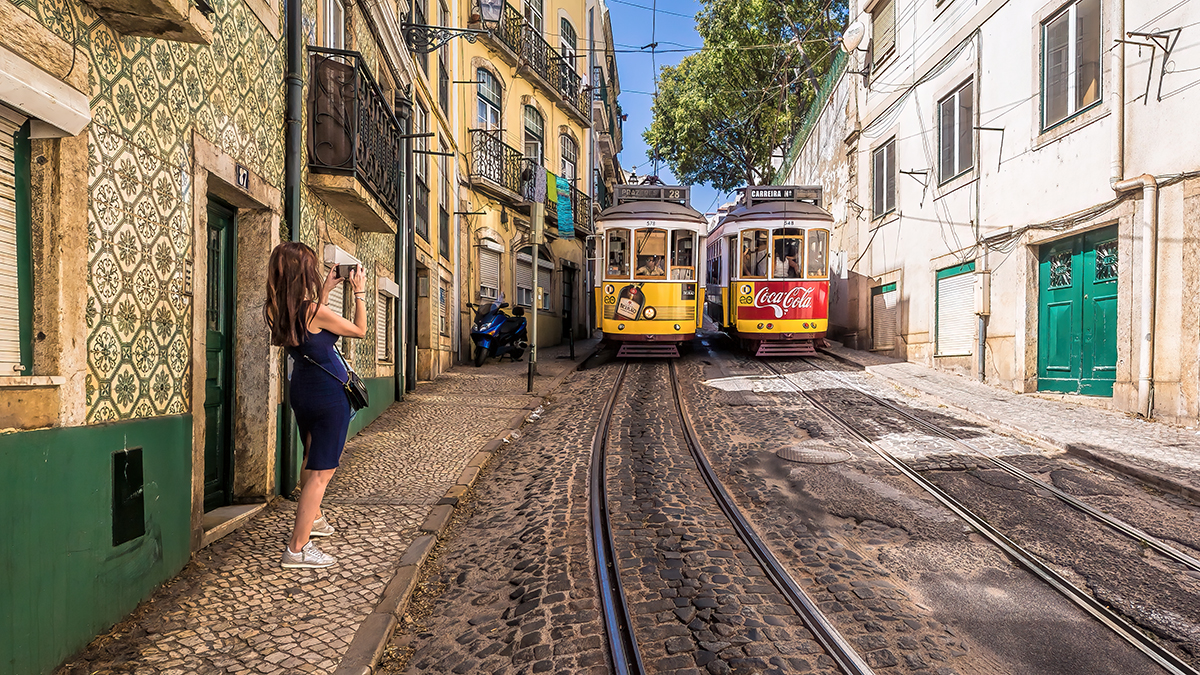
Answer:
320, 265, 339, 303
350, 265, 367, 293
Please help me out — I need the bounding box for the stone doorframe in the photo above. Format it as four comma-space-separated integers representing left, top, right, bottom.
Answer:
188, 132, 282, 552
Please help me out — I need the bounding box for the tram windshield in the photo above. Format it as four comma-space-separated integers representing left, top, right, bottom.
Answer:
607, 228, 630, 278
807, 229, 829, 278
772, 228, 803, 279
671, 231, 696, 280
634, 228, 668, 279
740, 229, 769, 278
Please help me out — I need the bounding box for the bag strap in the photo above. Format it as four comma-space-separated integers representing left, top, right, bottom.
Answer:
302, 354, 350, 388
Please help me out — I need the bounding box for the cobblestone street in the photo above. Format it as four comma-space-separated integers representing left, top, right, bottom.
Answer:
53, 342, 596, 675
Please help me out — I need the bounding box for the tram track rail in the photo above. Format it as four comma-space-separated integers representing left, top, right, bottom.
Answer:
589, 359, 877, 675
757, 357, 1200, 675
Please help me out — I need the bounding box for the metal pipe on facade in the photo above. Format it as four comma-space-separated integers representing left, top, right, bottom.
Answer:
1114, 174, 1158, 418
406, 116, 418, 392
281, 0, 303, 495
395, 101, 412, 403
1110, 0, 1125, 187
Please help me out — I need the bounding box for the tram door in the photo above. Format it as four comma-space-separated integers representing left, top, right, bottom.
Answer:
1037, 226, 1118, 396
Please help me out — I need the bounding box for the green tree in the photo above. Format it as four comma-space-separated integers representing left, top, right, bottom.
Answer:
644, 0, 847, 191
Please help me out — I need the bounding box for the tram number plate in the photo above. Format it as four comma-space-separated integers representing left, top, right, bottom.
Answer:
681, 283, 696, 301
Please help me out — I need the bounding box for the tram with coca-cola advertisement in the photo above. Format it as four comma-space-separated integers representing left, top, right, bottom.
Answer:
594, 184, 708, 357
706, 185, 831, 356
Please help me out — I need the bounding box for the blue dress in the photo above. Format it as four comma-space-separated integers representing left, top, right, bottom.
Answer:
288, 326, 352, 471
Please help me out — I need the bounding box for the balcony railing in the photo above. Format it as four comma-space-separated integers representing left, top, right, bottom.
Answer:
571, 184, 591, 234
308, 47, 402, 221
470, 129, 534, 199
480, 3, 590, 120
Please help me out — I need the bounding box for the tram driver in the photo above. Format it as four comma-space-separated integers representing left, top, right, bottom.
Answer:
774, 240, 801, 279
636, 255, 666, 277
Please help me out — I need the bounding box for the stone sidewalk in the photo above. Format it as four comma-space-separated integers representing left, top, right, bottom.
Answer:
823, 342, 1200, 501
55, 339, 600, 675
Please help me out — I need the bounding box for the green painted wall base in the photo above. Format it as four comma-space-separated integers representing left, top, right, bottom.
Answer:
0, 415, 193, 675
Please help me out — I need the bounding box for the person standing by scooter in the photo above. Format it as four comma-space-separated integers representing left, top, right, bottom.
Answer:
263, 243, 367, 569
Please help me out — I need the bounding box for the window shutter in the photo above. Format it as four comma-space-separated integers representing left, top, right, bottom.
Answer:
872, 0, 895, 62
439, 285, 448, 336
936, 269, 975, 356
479, 249, 501, 298
375, 294, 390, 361
872, 286, 898, 350
957, 81, 973, 175
326, 277, 345, 318
885, 139, 895, 212
515, 258, 534, 306
0, 107, 28, 375
939, 96, 955, 183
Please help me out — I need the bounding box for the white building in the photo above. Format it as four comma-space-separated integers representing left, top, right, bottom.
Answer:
782, 0, 1200, 423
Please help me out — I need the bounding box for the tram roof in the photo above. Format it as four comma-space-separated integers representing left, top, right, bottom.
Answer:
596, 200, 708, 229
711, 200, 833, 239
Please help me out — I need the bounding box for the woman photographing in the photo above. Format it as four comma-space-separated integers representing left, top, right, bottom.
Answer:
264, 243, 367, 569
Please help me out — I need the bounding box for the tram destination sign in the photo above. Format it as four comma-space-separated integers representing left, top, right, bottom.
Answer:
615, 185, 691, 206
745, 185, 822, 208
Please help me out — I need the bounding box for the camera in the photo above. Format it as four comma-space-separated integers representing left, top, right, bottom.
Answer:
336, 264, 358, 280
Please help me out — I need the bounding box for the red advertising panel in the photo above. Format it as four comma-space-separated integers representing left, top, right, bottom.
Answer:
736, 280, 829, 321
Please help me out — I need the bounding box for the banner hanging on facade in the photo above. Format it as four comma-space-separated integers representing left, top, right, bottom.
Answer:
557, 175, 574, 240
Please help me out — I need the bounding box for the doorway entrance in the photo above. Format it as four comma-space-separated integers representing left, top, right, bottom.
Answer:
203, 200, 236, 511
1037, 225, 1118, 396
562, 266, 575, 337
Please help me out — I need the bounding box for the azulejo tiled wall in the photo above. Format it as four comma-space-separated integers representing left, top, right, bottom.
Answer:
13, 0, 286, 423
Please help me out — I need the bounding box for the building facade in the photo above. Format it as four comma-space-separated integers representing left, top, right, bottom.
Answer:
780, 0, 1200, 422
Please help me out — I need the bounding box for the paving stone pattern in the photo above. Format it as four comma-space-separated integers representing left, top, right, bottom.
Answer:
676, 351, 975, 674
822, 344, 1200, 490
607, 361, 839, 675
54, 345, 592, 675
385, 364, 617, 674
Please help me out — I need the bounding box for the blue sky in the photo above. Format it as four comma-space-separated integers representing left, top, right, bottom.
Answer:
605, 0, 735, 215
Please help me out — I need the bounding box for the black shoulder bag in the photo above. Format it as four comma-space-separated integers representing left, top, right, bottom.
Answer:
303, 352, 369, 411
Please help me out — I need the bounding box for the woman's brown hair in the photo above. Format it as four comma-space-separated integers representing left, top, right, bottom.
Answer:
264, 242, 323, 347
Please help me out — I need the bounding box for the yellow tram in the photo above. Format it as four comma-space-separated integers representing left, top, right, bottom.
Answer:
594, 185, 708, 357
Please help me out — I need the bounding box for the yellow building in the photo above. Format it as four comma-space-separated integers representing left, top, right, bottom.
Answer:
453, 0, 600, 357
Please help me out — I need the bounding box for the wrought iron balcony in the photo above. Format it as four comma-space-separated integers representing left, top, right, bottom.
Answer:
474, 2, 590, 123
469, 129, 535, 201
308, 47, 403, 232
571, 184, 592, 234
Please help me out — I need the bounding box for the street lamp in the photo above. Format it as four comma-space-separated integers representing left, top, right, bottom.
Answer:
401, 7, 488, 54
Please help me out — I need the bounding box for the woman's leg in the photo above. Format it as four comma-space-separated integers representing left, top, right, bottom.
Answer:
289, 467, 335, 552
297, 435, 322, 521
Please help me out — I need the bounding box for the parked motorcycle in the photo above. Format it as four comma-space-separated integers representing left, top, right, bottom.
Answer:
468, 293, 528, 367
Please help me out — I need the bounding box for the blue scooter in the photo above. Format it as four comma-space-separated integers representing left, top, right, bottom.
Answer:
469, 294, 529, 367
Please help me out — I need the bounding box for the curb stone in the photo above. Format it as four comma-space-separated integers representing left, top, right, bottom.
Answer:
821, 348, 1200, 503
331, 339, 604, 675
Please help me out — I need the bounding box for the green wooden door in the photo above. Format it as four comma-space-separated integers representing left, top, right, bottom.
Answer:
203, 201, 236, 511
1037, 226, 1117, 396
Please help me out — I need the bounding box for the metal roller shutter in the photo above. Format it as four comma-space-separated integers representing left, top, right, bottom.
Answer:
479, 249, 500, 299
936, 265, 975, 356
0, 106, 27, 375
326, 276, 345, 317
515, 257, 533, 306
375, 293, 390, 361
872, 283, 898, 350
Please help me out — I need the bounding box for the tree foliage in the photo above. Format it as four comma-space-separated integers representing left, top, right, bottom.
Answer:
643, 0, 847, 191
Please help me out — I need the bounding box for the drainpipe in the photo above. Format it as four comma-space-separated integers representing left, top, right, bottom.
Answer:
280, 0, 303, 496
1108, 0, 1157, 418
406, 122, 418, 392
395, 101, 411, 403
1114, 174, 1158, 418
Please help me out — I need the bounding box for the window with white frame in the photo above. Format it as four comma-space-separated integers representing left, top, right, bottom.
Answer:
872, 137, 896, 218
525, 0, 543, 32
1042, 0, 1101, 130
523, 105, 544, 164
870, 0, 895, 70
321, 0, 345, 49
560, 134, 578, 182
439, 284, 449, 336
477, 68, 501, 131
415, 102, 430, 240
938, 80, 974, 184
479, 246, 501, 299
376, 291, 393, 362
515, 256, 534, 307
560, 18, 577, 61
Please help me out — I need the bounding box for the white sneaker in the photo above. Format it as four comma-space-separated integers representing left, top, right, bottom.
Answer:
280, 541, 337, 569
311, 514, 335, 538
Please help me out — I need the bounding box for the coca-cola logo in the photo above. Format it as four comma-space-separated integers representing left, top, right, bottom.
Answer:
754, 286, 815, 318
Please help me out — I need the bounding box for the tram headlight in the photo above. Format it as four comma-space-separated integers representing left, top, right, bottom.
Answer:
757, 323, 764, 330
673, 324, 681, 331
618, 323, 625, 331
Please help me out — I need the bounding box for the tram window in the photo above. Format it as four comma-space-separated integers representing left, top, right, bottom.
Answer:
807, 229, 829, 278
740, 230, 769, 278
634, 228, 667, 279
772, 228, 803, 279
670, 231, 696, 280
607, 229, 630, 278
